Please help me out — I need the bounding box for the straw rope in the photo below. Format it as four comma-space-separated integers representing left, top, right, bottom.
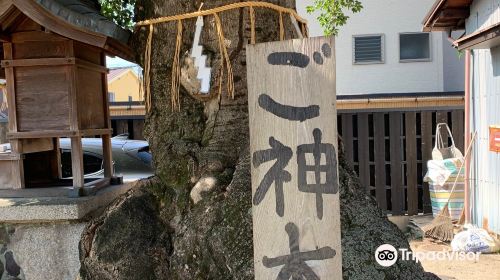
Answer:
171, 20, 183, 111
143, 24, 153, 112
138, 1, 308, 111
214, 13, 234, 98
301, 22, 308, 38
249, 6, 256, 44
279, 11, 285, 41
136, 1, 307, 27
138, 71, 144, 103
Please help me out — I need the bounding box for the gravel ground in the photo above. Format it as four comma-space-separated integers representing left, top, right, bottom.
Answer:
410, 239, 500, 280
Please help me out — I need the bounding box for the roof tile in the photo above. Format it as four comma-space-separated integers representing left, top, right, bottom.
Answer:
108, 68, 131, 82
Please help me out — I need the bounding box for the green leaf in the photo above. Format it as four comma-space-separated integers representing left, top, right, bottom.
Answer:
306, 0, 363, 36
99, 0, 135, 29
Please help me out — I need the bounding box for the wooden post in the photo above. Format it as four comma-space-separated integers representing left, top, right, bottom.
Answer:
51, 137, 62, 179
8, 140, 24, 189
70, 136, 84, 189
3, 42, 24, 189
102, 134, 113, 178
421, 111, 433, 213
374, 113, 387, 210
101, 53, 114, 179
341, 113, 354, 164
452, 110, 465, 152
390, 112, 403, 214
3, 43, 18, 134
247, 37, 341, 280
357, 113, 370, 192
67, 41, 84, 192
405, 112, 418, 215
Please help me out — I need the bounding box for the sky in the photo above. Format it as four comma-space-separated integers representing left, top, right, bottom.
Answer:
107, 56, 139, 69
107, 56, 142, 77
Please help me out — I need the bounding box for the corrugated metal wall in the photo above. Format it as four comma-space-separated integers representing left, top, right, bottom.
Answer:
471, 47, 500, 234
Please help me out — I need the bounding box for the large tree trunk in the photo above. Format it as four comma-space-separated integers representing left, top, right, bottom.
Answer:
79, 1, 439, 279
132, 0, 296, 190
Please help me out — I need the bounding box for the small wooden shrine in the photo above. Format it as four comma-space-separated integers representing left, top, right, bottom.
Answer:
0, 0, 132, 196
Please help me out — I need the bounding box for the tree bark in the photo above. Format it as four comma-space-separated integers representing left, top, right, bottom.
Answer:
79, 1, 439, 279
131, 0, 296, 190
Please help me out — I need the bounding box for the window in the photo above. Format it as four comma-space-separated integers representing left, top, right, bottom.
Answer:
399, 33, 431, 61
353, 35, 384, 64
109, 92, 116, 102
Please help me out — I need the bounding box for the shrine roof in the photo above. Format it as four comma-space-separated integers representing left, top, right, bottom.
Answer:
0, 0, 133, 60
35, 0, 130, 44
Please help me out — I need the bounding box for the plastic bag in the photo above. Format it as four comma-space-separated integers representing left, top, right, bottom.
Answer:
432, 123, 464, 160
451, 228, 500, 253
424, 158, 463, 186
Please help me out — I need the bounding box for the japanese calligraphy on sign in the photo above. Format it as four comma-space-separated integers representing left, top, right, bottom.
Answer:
246, 37, 341, 280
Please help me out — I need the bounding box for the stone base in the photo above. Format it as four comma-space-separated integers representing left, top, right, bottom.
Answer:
0, 182, 137, 280
1, 223, 85, 280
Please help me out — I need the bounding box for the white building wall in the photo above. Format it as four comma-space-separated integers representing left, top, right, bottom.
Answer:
443, 32, 466, 92
296, 0, 464, 95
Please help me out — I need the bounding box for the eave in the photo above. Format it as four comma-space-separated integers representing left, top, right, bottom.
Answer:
455, 22, 500, 50
422, 0, 472, 32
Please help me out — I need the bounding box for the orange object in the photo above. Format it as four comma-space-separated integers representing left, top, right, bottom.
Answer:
490, 126, 500, 152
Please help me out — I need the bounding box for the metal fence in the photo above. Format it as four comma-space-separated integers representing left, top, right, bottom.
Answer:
339, 109, 465, 215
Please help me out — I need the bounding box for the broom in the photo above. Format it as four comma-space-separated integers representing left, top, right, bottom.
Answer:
423, 131, 477, 242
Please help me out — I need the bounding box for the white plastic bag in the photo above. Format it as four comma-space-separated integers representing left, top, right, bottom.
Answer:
451, 228, 500, 253
425, 160, 454, 186
432, 123, 464, 160
424, 157, 464, 186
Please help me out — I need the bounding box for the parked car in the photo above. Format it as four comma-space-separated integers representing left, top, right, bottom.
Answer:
0, 136, 153, 182
59, 136, 154, 182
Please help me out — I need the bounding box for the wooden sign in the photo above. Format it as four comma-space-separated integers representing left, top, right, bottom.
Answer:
246, 36, 341, 280
490, 125, 500, 152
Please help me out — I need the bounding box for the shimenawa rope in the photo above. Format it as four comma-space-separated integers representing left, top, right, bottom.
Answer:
171, 20, 183, 111
144, 24, 153, 111
136, 2, 307, 26
139, 1, 308, 112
